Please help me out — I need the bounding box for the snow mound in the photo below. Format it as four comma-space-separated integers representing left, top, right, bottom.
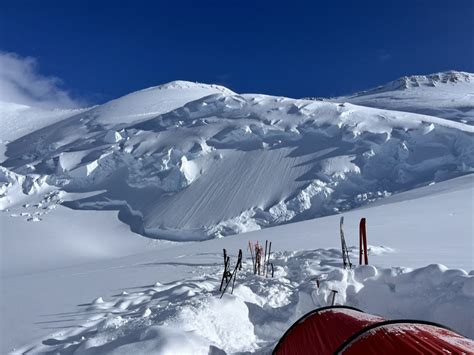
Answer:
149, 80, 235, 94
14, 248, 473, 354
72, 80, 236, 128
2, 83, 473, 240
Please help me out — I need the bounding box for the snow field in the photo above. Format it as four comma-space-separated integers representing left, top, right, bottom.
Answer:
1, 173, 472, 353
14, 248, 473, 354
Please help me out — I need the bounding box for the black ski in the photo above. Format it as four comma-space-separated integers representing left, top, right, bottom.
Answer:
220, 249, 243, 298
264, 240, 268, 276
268, 262, 274, 278
339, 216, 352, 269
219, 249, 231, 292
266, 241, 272, 277
255, 243, 262, 275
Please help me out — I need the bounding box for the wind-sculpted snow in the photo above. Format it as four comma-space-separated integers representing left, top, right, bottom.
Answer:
13, 248, 474, 354
1, 81, 473, 240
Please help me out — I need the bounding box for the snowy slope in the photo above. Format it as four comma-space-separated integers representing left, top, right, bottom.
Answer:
0, 101, 87, 162
0, 101, 86, 143
78, 81, 235, 128
335, 71, 474, 124
2, 175, 473, 354
0, 81, 233, 161
1, 79, 473, 241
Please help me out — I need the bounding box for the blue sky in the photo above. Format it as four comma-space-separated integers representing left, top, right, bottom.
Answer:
1, 0, 473, 106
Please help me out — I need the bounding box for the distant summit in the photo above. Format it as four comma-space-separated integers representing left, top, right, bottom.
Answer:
137, 80, 235, 96
357, 71, 474, 95
334, 71, 474, 124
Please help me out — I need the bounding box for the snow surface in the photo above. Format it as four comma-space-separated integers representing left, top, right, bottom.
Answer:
1, 73, 473, 353
0, 101, 86, 163
335, 71, 474, 125
1, 79, 472, 240
1, 175, 473, 354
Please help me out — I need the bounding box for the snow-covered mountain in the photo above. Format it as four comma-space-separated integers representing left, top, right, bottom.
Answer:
0, 101, 87, 164
336, 71, 474, 124
1, 71, 473, 354
1, 75, 473, 241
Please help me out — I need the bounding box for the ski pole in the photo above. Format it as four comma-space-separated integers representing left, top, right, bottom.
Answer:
264, 240, 268, 277
219, 249, 228, 291
231, 249, 243, 294
248, 241, 255, 273
362, 218, 368, 265
255, 241, 262, 275
359, 218, 368, 265
266, 241, 272, 277
330, 289, 338, 306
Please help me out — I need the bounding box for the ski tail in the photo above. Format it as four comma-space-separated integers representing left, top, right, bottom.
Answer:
266, 241, 272, 277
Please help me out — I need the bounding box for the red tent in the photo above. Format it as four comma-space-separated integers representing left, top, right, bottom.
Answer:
273, 306, 474, 354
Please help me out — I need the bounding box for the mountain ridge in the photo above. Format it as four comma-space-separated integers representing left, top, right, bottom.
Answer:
326, 70, 473, 125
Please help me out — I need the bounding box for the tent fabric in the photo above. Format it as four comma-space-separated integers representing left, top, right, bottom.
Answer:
337, 321, 474, 354
273, 306, 474, 355
273, 306, 385, 355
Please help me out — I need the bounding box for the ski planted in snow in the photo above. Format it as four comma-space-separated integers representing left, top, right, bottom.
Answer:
220, 249, 243, 298
265, 241, 273, 278
255, 242, 262, 275
219, 249, 232, 292
359, 218, 368, 265
339, 216, 352, 269
248, 241, 256, 274
264, 240, 268, 275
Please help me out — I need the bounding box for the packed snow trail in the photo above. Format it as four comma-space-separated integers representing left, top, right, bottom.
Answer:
13, 248, 474, 354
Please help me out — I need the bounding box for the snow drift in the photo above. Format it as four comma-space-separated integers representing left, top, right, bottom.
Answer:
1, 76, 473, 240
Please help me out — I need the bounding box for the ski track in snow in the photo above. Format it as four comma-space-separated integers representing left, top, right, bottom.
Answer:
14, 248, 474, 355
